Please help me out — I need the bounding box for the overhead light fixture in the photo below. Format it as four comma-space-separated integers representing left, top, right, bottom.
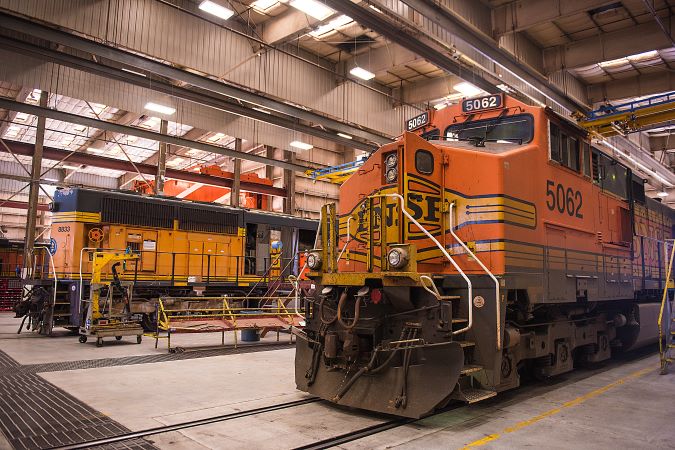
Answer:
290, 0, 334, 20
310, 14, 353, 37
252, 107, 271, 115
121, 67, 146, 77
627, 50, 659, 62
453, 81, 482, 97
251, 0, 278, 12
433, 102, 447, 111
72, 124, 87, 132
207, 132, 225, 142
657, 190, 669, 197
144, 102, 176, 115
87, 147, 105, 154
61, 164, 80, 170
290, 140, 313, 150
337, 132, 352, 140
15, 113, 29, 122
44, 177, 60, 182
198, 1, 235, 20
598, 57, 628, 68
350, 66, 376, 81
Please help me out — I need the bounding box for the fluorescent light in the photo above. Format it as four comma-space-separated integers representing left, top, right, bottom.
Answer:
252, 107, 271, 114
453, 81, 482, 97
598, 57, 628, 68
251, 0, 278, 12
290, 140, 313, 150
122, 67, 146, 77
61, 164, 80, 170
627, 50, 659, 62
207, 132, 225, 142
657, 190, 669, 198
290, 0, 334, 20
87, 147, 105, 154
72, 124, 87, 132
310, 14, 353, 37
144, 102, 176, 115
15, 113, 29, 122
337, 132, 352, 140
350, 66, 376, 80
198, 1, 234, 20
433, 102, 447, 111
44, 177, 59, 182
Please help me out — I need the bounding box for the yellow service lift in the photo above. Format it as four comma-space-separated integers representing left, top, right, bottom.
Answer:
78, 251, 144, 347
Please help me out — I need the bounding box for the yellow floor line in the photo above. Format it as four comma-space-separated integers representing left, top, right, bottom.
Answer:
460, 364, 655, 449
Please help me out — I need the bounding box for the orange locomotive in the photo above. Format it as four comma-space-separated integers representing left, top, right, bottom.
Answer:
296, 94, 674, 418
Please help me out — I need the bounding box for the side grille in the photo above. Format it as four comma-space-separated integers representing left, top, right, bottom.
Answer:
178, 206, 239, 234
101, 196, 174, 229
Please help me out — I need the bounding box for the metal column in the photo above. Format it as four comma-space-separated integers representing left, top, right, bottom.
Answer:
230, 138, 241, 208
155, 119, 168, 195
283, 150, 296, 215
265, 145, 275, 211
22, 91, 48, 276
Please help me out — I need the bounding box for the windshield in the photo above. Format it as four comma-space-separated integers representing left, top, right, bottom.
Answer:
444, 113, 534, 144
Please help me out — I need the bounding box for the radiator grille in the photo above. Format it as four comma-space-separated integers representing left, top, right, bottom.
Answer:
178, 206, 239, 234
101, 197, 174, 229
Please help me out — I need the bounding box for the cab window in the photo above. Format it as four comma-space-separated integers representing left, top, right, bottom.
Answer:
444, 114, 533, 144
592, 149, 629, 200
549, 122, 581, 172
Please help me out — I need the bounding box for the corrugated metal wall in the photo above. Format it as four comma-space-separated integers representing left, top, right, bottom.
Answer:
0, 0, 419, 138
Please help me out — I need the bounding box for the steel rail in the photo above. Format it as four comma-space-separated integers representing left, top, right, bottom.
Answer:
48, 397, 321, 450
292, 418, 416, 450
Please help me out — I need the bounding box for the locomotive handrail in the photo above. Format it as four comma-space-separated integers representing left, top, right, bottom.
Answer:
336, 215, 353, 263
449, 202, 502, 350
374, 193, 473, 337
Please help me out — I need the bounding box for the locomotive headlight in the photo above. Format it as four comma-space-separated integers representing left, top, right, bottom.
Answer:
385, 153, 397, 168
385, 167, 397, 183
387, 248, 409, 269
307, 252, 322, 270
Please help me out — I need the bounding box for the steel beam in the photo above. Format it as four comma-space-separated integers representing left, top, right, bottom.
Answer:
23, 91, 47, 271
396, 0, 588, 113
321, 0, 498, 95
0, 140, 288, 197
0, 97, 311, 174
231, 139, 241, 208
0, 34, 379, 152
0, 12, 389, 148
0, 200, 50, 211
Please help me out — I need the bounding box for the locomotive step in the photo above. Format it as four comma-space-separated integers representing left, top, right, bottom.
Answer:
459, 387, 497, 404
452, 318, 468, 324
460, 364, 483, 375
457, 341, 475, 348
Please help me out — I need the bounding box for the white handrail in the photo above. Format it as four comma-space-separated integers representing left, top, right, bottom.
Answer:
449, 202, 502, 350
336, 215, 353, 263
377, 193, 473, 336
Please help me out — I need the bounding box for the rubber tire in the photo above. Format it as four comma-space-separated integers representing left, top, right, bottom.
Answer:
136, 335, 142, 344
79, 335, 87, 344
115, 336, 122, 341
96, 338, 103, 347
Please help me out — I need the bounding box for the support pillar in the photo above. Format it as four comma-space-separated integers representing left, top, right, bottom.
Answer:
265, 145, 274, 211
155, 119, 168, 194
283, 150, 296, 215
230, 138, 241, 207
23, 90, 48, 276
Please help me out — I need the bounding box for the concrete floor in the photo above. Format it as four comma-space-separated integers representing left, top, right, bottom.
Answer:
0, 311, 674, 449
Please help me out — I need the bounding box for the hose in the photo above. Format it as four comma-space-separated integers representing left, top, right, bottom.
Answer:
319, 296, 337, 325
337, 290, 361, 330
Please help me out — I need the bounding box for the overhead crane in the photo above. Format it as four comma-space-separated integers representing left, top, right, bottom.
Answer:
306, 157, 367, 184
576, 91, 675, 137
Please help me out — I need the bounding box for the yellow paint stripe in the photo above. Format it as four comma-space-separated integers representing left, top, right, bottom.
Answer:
460, 365, 654, 449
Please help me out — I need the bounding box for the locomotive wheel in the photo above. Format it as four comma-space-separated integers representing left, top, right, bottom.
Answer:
115, 336, 122, 341
137, 335, 142, 344
79, 335, 87, 344
96, 337, 103, 347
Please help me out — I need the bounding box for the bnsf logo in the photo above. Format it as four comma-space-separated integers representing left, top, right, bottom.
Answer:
354, 192, 442, 239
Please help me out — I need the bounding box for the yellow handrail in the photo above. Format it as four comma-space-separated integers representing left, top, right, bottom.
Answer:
658, 239, 675, 368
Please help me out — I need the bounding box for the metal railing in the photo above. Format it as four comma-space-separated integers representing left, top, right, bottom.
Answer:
658, 239, 674, 374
